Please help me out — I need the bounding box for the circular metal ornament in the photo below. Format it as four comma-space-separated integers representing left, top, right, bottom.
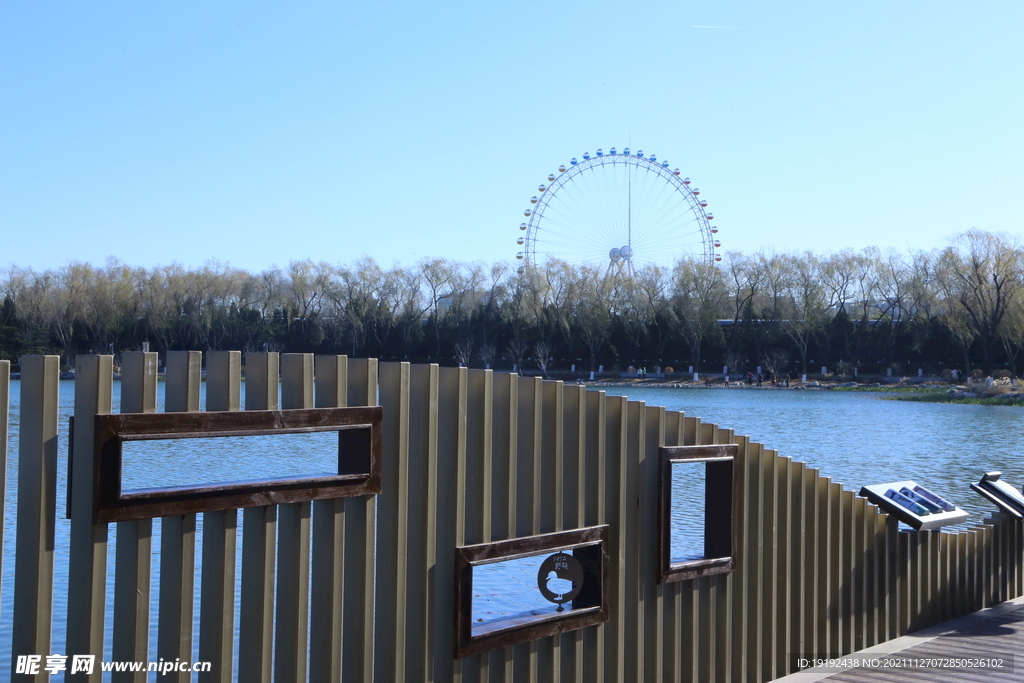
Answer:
537, 552, 584, 610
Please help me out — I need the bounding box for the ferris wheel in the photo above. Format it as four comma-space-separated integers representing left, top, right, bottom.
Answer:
516, 148, 720, 276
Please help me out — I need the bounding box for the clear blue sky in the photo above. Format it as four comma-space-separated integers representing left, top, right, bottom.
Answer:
2, 1, 1022, 272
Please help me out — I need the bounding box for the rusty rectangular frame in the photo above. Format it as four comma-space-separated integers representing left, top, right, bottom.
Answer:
658, 444, 739, 583
454, 525, 609, 658
92, 406, 382, 523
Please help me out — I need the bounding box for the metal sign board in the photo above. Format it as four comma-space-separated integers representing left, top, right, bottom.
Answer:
859, 480, 968, 530
971, 471, 1024, 519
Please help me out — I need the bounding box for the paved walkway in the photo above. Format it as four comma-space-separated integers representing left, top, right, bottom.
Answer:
775, 596, 1024, 682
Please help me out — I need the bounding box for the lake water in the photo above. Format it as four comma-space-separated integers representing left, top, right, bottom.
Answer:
3, 381, 1022, 669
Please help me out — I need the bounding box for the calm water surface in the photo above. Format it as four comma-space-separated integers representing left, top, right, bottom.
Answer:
3, 381, 1022, 667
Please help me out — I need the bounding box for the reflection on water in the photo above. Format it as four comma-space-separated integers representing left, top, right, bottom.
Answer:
121, 431, 340, 490
671, 462, 706, 563
472, 555, 564, 634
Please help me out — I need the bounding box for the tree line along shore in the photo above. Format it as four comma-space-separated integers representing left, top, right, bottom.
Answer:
1, 229, 1021, 380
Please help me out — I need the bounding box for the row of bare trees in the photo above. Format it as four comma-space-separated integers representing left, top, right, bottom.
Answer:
1, 230, 1021, 376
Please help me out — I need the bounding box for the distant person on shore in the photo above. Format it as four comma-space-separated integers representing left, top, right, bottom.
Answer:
746, 372, 753, 385
756, 373, 763, 387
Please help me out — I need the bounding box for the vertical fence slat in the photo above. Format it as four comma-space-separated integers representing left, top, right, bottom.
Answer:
237, 352, 279, 683
870, 508, 884, 647
275, 353, 314, 683
694, 573, 711, 682
309, 355, 348, 683
641, 406, 663, 683
459, 368, 491, 683
744, 441, 764, 681
344, 358, 378, 683
435, 366, 466, 682
800, 466, 819, 670
1015, 519, 1022, 598
112, 352, 157, 683
205, 350, 241, 414
560, 384, 586, 683
11, 356, 59, 682
939, 531, 952, 624
715, 428, 734, 683
517, 376, 541, 538
274, 502, 311, 683
582, 389, 606, 683
244, 352, 279, 411
876, 512, 890, 644
621, 400, 643, 682
376, 362, 411, 683
488, 371, 517, 682
198, 512, 236, 683
728, 434, 750, 683
840, 487, 854, 651
661, 411, 682, 683
828, 480, 844, 655
851, 496, 867, 652
605, 395, 626, 683
787, 460, 807, 677
513, 375, 542, 683
406, 363, 438, 682
817, 478, 833, 660
539, 380, 562, 682
238, 505, 276, 683
66, 354, 113, 682
542, 380, 563, 534
861, 506, 874, 648
0, 360, 7, 629
159, 351, 201, 683
758, 448, 777, 681
199, 350, 240, 683
774, 456, 791, 679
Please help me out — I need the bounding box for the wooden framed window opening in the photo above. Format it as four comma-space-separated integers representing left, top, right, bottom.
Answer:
658, 444, 739, 583
454, 525, 609, 658
91, 406, 382, 523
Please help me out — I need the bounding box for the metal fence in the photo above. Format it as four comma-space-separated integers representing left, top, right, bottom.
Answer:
4, 352, 1022, 682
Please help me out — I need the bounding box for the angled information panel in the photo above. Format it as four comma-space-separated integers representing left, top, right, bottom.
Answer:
971, 471, 1024, 519
92, 406, 382, 522
859, 480, 968, 530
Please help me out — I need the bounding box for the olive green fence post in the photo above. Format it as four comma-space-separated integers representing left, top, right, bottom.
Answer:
238, 352, 279, 683
66, 355, 112, 683
199, 350, 241, 683
11, 356, 59, 682
158, 351, 201, 683
111, 352, 157, 683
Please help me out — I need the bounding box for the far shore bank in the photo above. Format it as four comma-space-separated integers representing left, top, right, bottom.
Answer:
580, 377, 1024, 406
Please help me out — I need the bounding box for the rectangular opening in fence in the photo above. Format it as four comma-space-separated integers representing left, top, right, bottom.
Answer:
454, 525, 608, 658
658, 444, 738, 583
120, 430, 340, 489
90, 406, 382, 522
